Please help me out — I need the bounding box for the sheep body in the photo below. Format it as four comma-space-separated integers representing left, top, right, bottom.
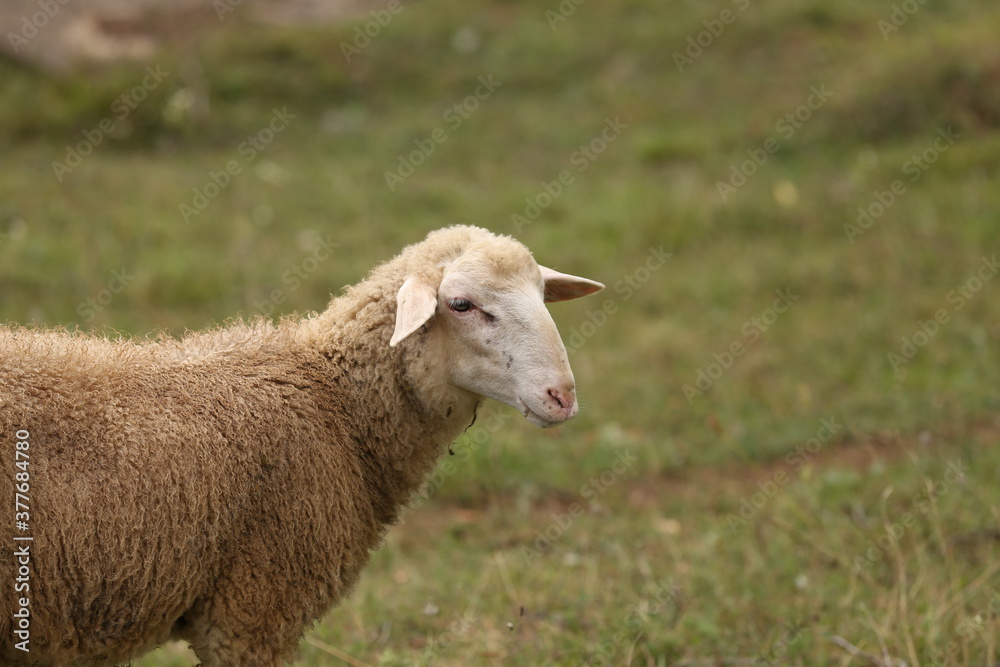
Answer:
0, 226, 598, 665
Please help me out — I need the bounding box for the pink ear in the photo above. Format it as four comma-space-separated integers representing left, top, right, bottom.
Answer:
390, 276, 438, 346
539, 265, 605, 303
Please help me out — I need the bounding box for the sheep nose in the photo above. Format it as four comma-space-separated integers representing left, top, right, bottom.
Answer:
547, 386, 578, 418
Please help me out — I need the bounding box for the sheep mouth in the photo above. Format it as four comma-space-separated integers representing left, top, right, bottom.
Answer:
516, 397, 561, 429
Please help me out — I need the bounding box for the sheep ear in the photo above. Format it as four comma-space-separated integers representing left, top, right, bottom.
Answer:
390, 276, 438, 347
539, 265, 605, 303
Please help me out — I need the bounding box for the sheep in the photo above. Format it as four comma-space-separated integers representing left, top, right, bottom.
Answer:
0, 225, 604, 666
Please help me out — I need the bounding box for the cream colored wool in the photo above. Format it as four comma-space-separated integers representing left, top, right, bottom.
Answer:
0, 226, 598, 666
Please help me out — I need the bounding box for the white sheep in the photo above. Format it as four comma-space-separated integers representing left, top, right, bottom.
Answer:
0, 225, 603, 666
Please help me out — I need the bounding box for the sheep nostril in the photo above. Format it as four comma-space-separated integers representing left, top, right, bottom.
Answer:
547, 388, 563, 408
547, 388, 575, 411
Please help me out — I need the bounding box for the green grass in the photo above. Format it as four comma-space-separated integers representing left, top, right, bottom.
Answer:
2, 0, 1000, 663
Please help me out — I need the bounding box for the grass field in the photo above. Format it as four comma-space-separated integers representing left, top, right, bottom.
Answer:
2, 0, 1000, 664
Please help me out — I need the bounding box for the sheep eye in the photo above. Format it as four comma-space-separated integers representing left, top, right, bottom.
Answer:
449, 298, 474, 313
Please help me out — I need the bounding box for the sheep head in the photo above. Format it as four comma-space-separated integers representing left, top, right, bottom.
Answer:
390, 230, 603, 428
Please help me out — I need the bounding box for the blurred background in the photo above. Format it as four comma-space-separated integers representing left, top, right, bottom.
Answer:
2, 0, 1000, 664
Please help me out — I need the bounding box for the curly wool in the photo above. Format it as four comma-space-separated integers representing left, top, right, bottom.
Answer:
0, 225, 529, 666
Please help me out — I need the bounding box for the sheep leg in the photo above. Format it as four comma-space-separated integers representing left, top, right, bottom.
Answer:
179, 590, 302, 667
185, 618, 291, 667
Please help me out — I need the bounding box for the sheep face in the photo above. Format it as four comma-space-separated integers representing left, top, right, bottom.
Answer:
391, 240, 603, 428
